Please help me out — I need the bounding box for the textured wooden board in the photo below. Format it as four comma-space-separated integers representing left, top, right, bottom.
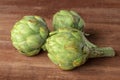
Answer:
0, 0, 120, 80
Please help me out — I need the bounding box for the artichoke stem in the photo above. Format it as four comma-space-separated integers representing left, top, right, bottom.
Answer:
82, 33, 96, 48
88, 47, 115, 58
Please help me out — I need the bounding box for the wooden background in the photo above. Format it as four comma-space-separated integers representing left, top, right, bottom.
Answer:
0, 0, 120, 80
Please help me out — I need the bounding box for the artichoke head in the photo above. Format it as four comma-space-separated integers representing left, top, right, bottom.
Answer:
45, 28, 89, 70
11, 16, 49, 56
53, 10, 85, 31
45, 28, 115, 70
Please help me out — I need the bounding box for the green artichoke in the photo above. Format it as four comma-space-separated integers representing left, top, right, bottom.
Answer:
45, 28, 115, 70
11, 16, 49, 56
53, 10, 85, 31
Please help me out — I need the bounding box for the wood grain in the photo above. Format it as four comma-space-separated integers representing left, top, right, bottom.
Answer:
0, 0, 120, 80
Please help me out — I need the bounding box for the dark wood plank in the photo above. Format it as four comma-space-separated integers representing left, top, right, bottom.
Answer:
0, 0, 120, 80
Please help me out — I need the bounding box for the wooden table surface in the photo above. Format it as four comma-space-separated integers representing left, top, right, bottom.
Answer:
0, 0, 120, 80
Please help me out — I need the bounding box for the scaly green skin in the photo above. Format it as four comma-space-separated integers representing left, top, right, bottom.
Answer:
46, 28, 88, 70
11, 16, 49, 56
45, 28, 115, 70
53, 10, 85, 31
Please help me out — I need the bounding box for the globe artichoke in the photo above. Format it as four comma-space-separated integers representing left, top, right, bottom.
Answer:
11, 16, 49, 56
45, 28, 115, 70
53, 10, 85, 31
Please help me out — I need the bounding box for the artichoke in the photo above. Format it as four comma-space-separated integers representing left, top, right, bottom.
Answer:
45, 28, 115, 70
11, 16, 49, 56
53, 10, 85, 31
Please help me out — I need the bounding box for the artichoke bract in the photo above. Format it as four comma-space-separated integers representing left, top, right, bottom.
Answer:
53, 10, 85, 31
45, 28, 115, 70
11, 16, 49, 56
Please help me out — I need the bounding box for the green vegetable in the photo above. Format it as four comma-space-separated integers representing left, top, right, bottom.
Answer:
53, 10, 85, 31
45, 28, 115, 70
11, 16, 49, 56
